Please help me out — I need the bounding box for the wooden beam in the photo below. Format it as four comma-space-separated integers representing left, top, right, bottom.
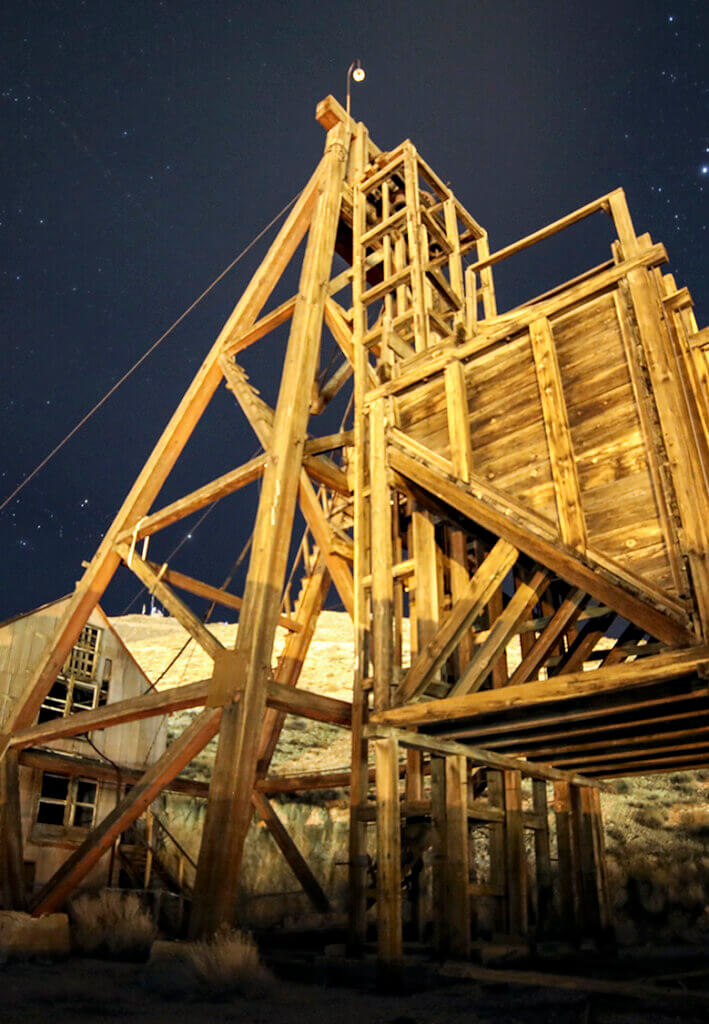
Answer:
507, 587, 586, 686
445, 755, 470, 955
251, 791, 330, 913
394, 539, 518, 703
190, 121, 349, 938
529, 317, 587, 550
504, 770, 527, 937
388, 437, 692, 646
369, 397, 395, 712
117, 547, 224, 660
31, 708, 222, 915
144, 562, 301, 632
450, 567, 551, 697
364, 724, 612, 790
371, 645, 709, 729
115, 454, 267, 543
0, 750, 27, 910
375, 735, 403, 977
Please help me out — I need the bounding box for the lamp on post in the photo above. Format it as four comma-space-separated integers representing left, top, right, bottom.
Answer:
346, 59, 366, 120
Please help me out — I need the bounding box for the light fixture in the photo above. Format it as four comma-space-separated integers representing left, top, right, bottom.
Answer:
346, 59, 366, 120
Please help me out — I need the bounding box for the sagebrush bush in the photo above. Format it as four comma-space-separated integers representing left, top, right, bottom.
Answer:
70, 890, 156, 958
143, 928, 273, 999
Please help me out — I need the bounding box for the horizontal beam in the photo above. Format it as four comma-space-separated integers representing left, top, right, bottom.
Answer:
11, 678, 351, 749
144, 562, 301, 633
115, 454, 267, 544
370, 646, 709, 730
363, 724, 612, 791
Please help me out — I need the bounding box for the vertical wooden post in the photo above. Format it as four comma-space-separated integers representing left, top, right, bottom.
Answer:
532, 779, 553, 937
412, 507, 440, 681
444, 359, 473, 483
0, 750, 26, 910
590, 787, 614, 944
348, 120, 372, 953
448, 528, 474, 674
445, 755, 470, 957
487, 770, 506, 934
504, 770, 527, 938
376, 735, 402, 983
190, 122, 349, 938
553, 780, 576, 939
430, 755, 448, 954
369, 396, 394, 713
572, 786, 604, 942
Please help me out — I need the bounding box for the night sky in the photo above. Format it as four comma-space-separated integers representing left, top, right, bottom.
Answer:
2, 0, 707, 623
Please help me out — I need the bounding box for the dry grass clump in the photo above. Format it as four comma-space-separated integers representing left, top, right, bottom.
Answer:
143, 928, 273, 1000
70, 890, 156, 959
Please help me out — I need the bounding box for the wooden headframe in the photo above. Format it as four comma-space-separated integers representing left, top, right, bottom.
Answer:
2, 94, 709, 961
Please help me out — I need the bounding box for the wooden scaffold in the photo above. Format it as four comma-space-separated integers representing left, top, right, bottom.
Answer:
2, 95, 709, 975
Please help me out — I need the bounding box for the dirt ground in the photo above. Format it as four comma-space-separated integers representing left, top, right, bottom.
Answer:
1, 955, 706, 1024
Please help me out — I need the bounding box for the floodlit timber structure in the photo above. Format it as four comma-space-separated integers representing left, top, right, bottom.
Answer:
2, 95, 709, 972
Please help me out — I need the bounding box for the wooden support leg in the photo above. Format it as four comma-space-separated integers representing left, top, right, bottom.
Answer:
504, 769, 527, 939
404, 749, 425, 939
553, 780, 576, 940
430, 755, 447, 954
572, 786, 604, 943
190, 122, 348, 939
487, 770, 506, 935
251, 792, 329, 913
445, 754, 470, 957
590, 788, 614, 946
376, 735, 402, 984
532, 779, 553, 937
0, 750, 26, 910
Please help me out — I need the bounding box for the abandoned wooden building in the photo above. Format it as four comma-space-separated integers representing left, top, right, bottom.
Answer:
1, 94, 708, 973
0, 599, 167, 899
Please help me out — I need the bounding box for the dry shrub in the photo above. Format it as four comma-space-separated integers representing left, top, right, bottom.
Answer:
633, 806, 666, 830
187, 927, 272, 997
143, 928, 272, 1000
70, 890, 155, 959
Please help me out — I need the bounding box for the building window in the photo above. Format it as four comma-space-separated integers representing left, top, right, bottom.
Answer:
38, 625, 106, 722
36, 772, 98, 829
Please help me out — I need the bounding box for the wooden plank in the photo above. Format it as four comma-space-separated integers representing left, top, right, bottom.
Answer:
507, 587, 586, 685
451, 567, 551, 697
371, 645, 709, 729
486, 770, 507, 933
364, 725, 612, 791
1, 159, 324, 744
448, 529, 475, 672
529, 317, 587, 549
394, 539, 518, 703
251, 791, 330, 912
375, 735, 403, 976
444, 360, 473, 482
31, 708, 222, 915
387, 437, 692, 645
445, 755, 470, 956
